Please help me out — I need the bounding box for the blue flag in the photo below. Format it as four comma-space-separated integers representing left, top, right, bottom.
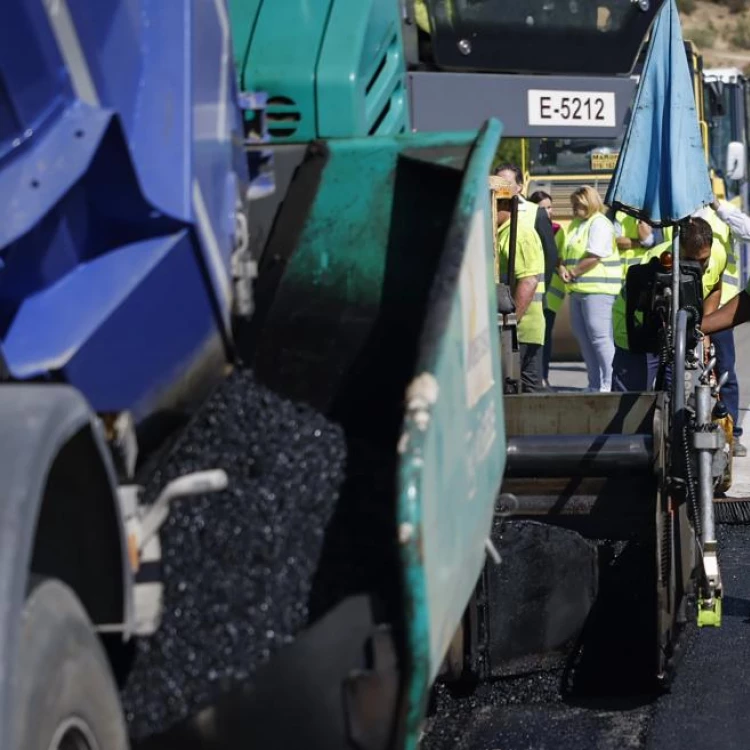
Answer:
605, 0, 712, 225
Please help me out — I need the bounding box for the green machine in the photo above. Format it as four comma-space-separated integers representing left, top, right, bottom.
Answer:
222, 2, 507, 748
221, 2, 654, 747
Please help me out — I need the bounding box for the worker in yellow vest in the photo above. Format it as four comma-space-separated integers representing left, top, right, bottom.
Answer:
559, 186, 621, 392
529, 190, 566, 390
614, 210, 659, 275
666, 202, 746, 456
611, 217, 720, 391
494, 164, 559, 292
495, 194, 546, 392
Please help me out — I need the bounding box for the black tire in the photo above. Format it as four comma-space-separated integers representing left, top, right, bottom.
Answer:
15, 578, 129, 750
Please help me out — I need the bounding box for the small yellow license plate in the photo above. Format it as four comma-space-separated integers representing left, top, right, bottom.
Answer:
591, 152, 619, 171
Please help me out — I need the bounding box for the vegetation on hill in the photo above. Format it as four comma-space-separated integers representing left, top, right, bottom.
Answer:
679, 0, 750, 73
679, 0, 742, 12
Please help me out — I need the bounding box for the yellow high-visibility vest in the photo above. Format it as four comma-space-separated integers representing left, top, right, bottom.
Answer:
615, 210, 649, 278
613, 240, 724, 350
664, 208, 738, 305
562, 214, 622, 295
496, 220, 546, 345
544, 225, 567, 314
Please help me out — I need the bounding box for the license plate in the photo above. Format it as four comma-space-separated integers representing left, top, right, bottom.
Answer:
528, 90, 616, 127
591, 152, 619, 170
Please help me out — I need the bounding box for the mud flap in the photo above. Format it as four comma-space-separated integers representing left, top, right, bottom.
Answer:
470, 520, 598, 677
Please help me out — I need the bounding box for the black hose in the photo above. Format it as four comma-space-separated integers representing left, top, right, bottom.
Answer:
674, 309, 688, 420
681, 415, 702, 537
655, 321, 669, 392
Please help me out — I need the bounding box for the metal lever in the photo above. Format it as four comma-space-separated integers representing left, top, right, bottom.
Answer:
700, 356, 718, 384
712, 371, 730, 397
139, 470, 228, 548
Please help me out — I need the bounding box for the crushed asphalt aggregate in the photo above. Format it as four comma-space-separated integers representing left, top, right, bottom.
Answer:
120, 369, 348, 740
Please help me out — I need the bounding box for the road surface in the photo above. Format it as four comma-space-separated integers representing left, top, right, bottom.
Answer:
422, 325, 750, 750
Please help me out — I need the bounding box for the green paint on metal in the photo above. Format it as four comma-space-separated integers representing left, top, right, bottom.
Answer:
252, 122, 504, 749
396, 119, 504, 749
239, 0, 334, 142
228, 0, 407, 143
317, 0, 410, 136
278, 130, 493, 329
227, 0, 263, 90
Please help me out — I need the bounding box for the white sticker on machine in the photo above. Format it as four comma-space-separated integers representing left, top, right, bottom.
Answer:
528, 89, 616, 128
459, 209, 494, 409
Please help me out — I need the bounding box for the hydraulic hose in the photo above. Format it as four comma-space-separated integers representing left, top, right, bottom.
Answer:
682, 416, 702, 537
674, 308, 687, 417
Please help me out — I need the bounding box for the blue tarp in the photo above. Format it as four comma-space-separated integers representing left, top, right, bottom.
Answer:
605, 0, 712, 226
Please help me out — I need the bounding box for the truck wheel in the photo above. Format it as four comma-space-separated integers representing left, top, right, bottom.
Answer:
15, 578, 129, 750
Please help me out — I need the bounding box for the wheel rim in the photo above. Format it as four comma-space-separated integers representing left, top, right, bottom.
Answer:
48, 717, 100, 750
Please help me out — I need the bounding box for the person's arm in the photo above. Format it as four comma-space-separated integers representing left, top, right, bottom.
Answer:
614, 216, 633, 250
704, 285, 721, 317
702, 285, 721, 357
514, 276, 537, 321
616, 236, 633, 251
571, 254, 602, 279
712, 199, 750, 242
638, 221, 655, 248
703, 289, 750, 334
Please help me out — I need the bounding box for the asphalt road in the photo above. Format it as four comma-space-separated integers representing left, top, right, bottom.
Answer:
422, 325, 750, 750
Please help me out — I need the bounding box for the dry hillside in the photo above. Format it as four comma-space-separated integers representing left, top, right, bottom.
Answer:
679, 0, 750, 70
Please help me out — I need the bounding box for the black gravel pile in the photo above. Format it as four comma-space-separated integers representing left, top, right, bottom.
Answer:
424, 689, 652, 750
120, 368, 347, 740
